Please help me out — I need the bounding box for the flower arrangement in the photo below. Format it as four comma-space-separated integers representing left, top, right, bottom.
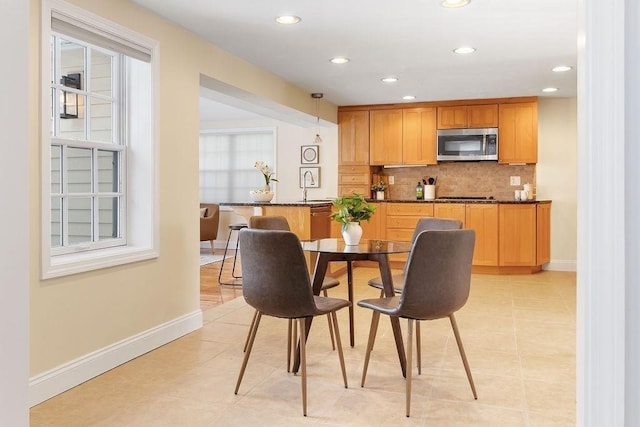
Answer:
330, 193, 376, 231
254, 161, 278, 188
371, 180, 387, 192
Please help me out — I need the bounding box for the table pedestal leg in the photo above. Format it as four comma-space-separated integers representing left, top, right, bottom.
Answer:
347, 261, 354, 347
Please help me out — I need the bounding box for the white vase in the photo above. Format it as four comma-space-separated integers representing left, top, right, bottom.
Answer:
376, 191, 385, 200
342, 222, 363, 245
249, 190, 274, 202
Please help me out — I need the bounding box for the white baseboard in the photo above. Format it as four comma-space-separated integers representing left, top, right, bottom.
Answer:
28, 309, 203, 407
544, 259, 577, 272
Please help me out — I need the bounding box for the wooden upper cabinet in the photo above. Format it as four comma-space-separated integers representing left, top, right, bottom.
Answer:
402, 107, 437, 165
369, 109, 403, 165
437, 104, 498, 129
467, 104, 499, 128
338, 110, 370, 165
498, 102, 538, 164
437, 106, 468, 129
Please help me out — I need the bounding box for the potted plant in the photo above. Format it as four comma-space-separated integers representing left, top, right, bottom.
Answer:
371, 180, 387, 200
250, 161, 278, 202
330, 193, 376, 245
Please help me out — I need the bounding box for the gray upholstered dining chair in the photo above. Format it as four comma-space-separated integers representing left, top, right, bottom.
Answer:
368, 217, 463, 373
234, 228, 351, 416
358, 229, 477, 417
368, 217, 463, 294
247, 215, 340, 371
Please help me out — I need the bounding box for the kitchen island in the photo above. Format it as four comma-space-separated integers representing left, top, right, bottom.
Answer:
220, 200, 333, 240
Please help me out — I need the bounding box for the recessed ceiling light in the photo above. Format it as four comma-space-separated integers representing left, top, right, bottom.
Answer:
275, 15, 301, 25
453, 46, 476, 54
381, 76, 398, 83
542, 87, 559, 93
402, 95, 416, 100
552, 65, 573, 72
330, 57, 350, 64
441, 0, 470, 8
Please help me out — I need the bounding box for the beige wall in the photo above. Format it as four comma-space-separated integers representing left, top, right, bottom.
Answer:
30, 0, 337, 376
537, 97, 577, 269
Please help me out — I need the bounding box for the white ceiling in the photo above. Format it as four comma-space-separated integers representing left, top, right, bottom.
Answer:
135, 0, 578, 119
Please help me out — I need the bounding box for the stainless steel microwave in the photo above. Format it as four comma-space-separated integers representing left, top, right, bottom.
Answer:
436, 127, 498, 161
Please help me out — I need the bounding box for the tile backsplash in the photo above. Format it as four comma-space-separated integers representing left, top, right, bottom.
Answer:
374, 163, 536, 201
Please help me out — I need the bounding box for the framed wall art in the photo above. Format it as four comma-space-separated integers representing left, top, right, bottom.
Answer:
299, 167, 320, 188
300, 145, 319, 164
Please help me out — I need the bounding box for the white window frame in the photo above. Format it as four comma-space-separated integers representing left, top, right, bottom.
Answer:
49, 34, 126, 255
41, 0, 159, 279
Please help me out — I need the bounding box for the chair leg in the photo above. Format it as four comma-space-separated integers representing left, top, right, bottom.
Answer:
449, 314, 477, 399
406, 318, 414, 417
287, 319, 299, 372
210, 240, 215, 254
243, 310, 258, 353
235, 312, 262, 394
298, 318, 308, 416
331, 311, 348, 388
361, 311, 381, 387
416, 321, 421, 375
323, 290, 336, 350
231, 237, 242, 278
287, 319, 293, 372
217, 232, 233, 284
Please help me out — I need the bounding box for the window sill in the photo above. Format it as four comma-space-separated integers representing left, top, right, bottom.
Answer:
42, 245, 158, 279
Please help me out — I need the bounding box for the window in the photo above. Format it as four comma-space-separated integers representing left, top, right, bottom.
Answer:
199, 128, 276, 202
42, 0, 158, 278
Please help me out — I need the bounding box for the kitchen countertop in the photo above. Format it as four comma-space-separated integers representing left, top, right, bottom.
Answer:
220, 198, 550, 207
220, 200, 334, 207
375, 198, 550, 204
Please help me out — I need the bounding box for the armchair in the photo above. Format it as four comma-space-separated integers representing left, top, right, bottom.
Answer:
200, 203, 220, 254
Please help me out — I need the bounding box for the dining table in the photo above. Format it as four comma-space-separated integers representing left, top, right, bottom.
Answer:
293, 237, 413, 377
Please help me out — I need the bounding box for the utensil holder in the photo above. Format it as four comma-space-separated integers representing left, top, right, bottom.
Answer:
424, 185, 436, 200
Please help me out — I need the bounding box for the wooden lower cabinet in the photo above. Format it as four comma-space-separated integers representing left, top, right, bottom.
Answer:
326, 201, 550, 274
385, 203, 434, 241
536, 203, 551, 264
434, 203, 466, 226
498, 204, 537, 266
465, 204, 499, 266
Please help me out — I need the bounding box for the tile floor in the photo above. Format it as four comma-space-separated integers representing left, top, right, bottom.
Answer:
30, 268, 576, 426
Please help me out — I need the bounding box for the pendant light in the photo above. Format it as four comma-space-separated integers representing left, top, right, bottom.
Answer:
311, 92, 323, 143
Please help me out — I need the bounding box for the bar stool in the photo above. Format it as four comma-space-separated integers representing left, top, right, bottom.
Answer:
217, 223, 247, 286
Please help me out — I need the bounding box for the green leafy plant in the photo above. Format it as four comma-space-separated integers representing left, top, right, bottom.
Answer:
371, 180, 387, 191
330, 193, 376, 231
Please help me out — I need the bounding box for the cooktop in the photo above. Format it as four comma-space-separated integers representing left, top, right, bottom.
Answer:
437, 196, 495, 200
